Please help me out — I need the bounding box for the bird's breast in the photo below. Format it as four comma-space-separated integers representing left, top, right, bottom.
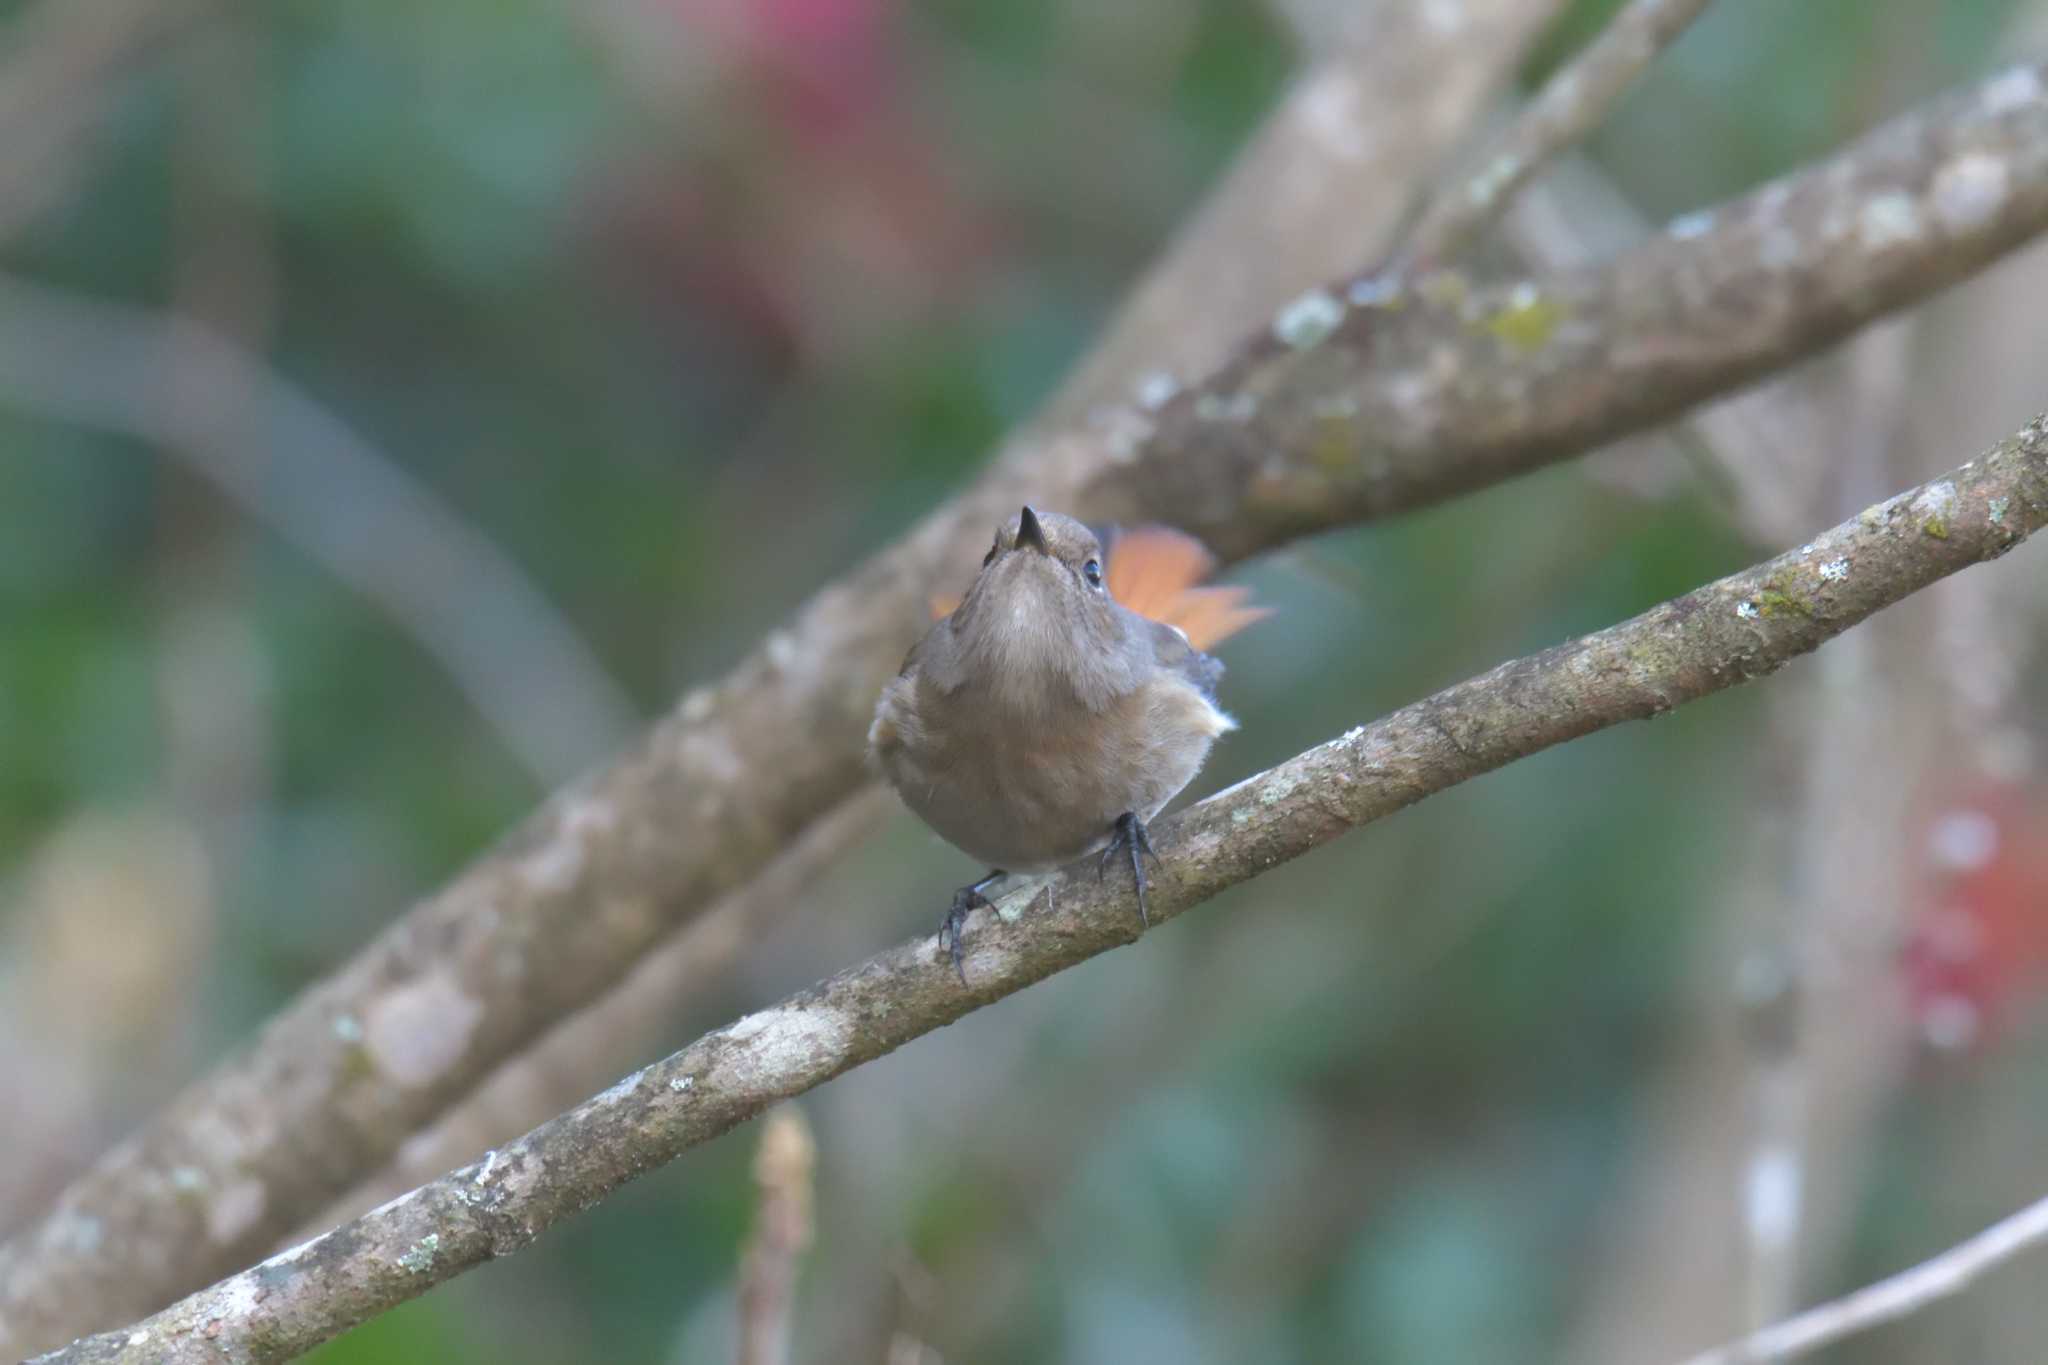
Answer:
876, 672, 1229, 872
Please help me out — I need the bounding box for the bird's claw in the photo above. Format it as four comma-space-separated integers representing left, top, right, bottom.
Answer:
1099, 813, 1160, 929
938, 872, 1002, 984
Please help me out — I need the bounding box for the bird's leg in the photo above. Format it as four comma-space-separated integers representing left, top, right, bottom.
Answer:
1098, 812, 1161, 929
939, 869, 1003, 984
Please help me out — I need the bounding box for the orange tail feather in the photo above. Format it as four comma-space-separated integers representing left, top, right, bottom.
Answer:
1104, 525, 1269, 651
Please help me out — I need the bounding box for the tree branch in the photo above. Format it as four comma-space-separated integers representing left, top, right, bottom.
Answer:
1092, 61, 2048, 559
300, 791, 887, 1238
9, 58, 2048, 1357
37, 416, 2048, 1365
1677, 1190, 2048, 1365
735, 1107, 815, 1365
1392, 0, 1718, 272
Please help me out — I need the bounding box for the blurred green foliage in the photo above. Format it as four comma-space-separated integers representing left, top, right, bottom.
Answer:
1, 0, 2041, 1361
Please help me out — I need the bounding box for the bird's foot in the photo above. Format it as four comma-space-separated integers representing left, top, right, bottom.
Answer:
938, 870, 1003, 984
1098, 813, 1161, 929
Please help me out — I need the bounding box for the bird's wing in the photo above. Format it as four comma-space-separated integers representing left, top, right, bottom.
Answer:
1143, 613, 1225, 700
898, 610, 974, 693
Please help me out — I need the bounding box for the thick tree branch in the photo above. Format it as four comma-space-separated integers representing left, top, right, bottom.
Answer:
1392, 0, 1717, 272
9, 60, 2048, 1357
37, 417, 2048, 1365
1678, 1190, 2048, 1365
0, 19, 1564, 1352
301, 791, 888, 1236
1090, 62, 2048, 559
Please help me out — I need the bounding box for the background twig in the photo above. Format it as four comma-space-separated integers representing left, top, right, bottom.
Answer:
1047, 0, 1568, 420
1391, 0, 1717, 272
1679, 1190, 2048, 1365
736, 1107, 816, 1365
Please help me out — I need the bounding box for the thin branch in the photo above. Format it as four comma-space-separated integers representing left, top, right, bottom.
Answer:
1678, 1191, 2048, 1365
0, 275, 639, 786
36, 417, 2048, 1365
1045, 0, 1567, 422
9, 60, 2048, 1358
1391, 0, 1718, 272
735, 1107, 815, 1365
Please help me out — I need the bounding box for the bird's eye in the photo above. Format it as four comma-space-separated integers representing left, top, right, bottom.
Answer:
1083, 558, 1103, 587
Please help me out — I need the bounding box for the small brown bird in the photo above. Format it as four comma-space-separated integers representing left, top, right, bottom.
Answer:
869, 506, 1265, 979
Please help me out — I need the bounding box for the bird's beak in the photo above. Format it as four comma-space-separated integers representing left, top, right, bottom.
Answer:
1017, 505, 1047, 553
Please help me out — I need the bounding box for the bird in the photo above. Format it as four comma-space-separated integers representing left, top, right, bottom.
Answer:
868, 505, 1266, 980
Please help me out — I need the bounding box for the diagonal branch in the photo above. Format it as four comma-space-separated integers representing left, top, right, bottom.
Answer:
8, 58, 2048, 1358
299, 790, 890, 1237
37, 416, 2048, 1365
1677, 1189, 2048, 1365
1093, 61, 2048, 559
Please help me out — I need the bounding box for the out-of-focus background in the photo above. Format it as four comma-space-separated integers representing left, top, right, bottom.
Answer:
6, 0, 2048, 1360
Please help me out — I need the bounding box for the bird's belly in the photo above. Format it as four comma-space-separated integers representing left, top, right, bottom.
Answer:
880, 681, 1222, 873
901, 765, 1122, 873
